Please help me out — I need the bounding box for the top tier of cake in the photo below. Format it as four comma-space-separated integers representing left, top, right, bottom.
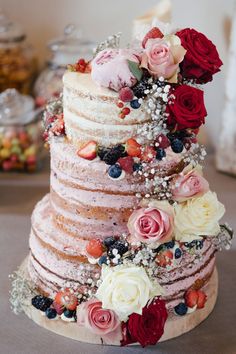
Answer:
63, 71, 150, 147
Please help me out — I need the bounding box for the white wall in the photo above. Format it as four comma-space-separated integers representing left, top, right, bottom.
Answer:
1, 0, 235, 147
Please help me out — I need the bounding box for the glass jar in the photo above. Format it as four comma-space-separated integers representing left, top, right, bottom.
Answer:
0, 89, 44, 172
34, 24, 95, 106
0, 11, 37, 95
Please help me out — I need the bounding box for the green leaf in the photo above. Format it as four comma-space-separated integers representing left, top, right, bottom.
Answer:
127, 60, 143, 81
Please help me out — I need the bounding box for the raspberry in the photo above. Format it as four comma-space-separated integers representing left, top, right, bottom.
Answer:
119, 87, 134, 102
155, 133, 170, 149
118, 156, 134, 174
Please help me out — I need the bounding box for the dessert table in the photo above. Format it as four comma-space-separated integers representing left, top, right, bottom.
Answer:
0, 155, 236, 354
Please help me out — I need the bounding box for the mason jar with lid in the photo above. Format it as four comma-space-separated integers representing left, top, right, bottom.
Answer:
34, 24, 95, 106
0, 11, 37, 94
0, 89, 44, 172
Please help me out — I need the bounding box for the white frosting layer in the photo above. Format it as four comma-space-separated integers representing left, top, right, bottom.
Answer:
63, 72, 150, 146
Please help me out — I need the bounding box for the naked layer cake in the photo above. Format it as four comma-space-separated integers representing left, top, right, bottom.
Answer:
11, 24, 233, 347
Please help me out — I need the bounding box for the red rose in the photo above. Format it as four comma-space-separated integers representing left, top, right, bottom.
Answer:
121, 298, 168, 347
176, 28, 223, 84
166, 85, 207, 130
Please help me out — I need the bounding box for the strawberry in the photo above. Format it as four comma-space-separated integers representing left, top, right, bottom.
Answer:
184, 289, 199, 308
155, 250, 173, 267
119, 87, 134, 102
77, 141, 97, 160
142, 27, 164, 48
54, 288, 78, 311
118, 156, 134, 174
196, 290, 207, 309
86, 239, 104, 258
141, 146, 156, 162
126, 138, 141, 157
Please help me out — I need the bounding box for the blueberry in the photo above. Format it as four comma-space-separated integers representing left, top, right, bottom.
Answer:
175, 248, 182, 259
130, 99, 141, 109
45, 307, 57, 319
174, 302, 188, 316
108, 164, 122, 179
171, 139, 184, 153
98, 255, 108, 266
108, 241, 128, 258
156, 148, 166, 161
103, 236, 116, 248
64, 309, 76, 318
133, 163, 142, 172
31, 295, 53, 312
165, 241, 175, 249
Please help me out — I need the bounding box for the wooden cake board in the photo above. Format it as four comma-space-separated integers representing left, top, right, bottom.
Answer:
19, 257, 218, 346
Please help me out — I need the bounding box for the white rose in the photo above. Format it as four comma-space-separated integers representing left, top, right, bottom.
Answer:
96, 265, 163, 321
174, 191, 225, 242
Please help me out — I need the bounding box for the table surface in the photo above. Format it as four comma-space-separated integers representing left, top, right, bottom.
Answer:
1, 156, 236, 354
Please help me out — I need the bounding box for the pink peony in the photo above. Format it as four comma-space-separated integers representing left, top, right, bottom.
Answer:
141, 35, 186, 83
127, 200, 174, 246
91, 48, 140, 91
171, 166, 209, 202
77, 299, 121, 339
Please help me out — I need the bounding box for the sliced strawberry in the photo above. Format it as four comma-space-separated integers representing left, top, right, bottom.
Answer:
155, 250, 173, 267
142, 27, 164, 48
185, 289, 199, 308
86, 239, 104, 258
126, 138, 141, 157
196, 290, 207, 309
77, 141, 97, 160
54, 288, 78, 311
118, 156, 134, 174
141, 146, 156, 162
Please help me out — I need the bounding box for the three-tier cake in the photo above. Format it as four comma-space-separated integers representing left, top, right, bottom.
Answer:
11, 25, 233, 347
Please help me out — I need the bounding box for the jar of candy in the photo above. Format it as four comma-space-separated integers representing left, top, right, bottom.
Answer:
0, 89, 44, 172
0, 11, 37, 94
34, 24, 95, 106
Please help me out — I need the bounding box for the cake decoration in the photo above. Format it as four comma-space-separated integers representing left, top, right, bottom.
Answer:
10, 22, 234, 348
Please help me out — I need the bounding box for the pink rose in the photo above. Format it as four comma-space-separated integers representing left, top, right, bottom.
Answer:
91, 48, 140, 91
77, 299, 121, 339
127, 200, 174, 246
141, 35, 186, 82
171, 166, 209, 202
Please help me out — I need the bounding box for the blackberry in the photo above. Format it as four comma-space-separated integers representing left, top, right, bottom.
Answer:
196, 240, 204, 250
153, 244, 165, 253
103, 236, 116, 248
97, 146, 110, 160
165, 241, 175, 249
31, 295, 53, 312
132, 77, 152, 99
108, 241, 128, 258
103, 145, 126, 165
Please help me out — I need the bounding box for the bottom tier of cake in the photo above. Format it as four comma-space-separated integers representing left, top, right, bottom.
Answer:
19, 257, 218, 346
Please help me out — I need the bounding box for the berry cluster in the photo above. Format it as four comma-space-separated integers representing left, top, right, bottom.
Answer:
174, 288, 207, 316
86, 236, 129, 265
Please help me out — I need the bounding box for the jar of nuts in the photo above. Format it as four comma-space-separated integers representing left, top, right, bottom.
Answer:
0, 89, 44, 172
34, 24, 95, 106
0, 11, 37, 94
